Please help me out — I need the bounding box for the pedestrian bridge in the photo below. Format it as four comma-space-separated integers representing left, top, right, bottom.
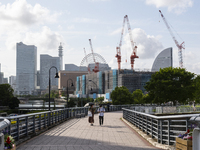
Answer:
17, 111, 159, 150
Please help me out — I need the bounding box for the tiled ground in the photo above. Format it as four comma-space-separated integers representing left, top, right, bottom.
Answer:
17, 111, 161, 150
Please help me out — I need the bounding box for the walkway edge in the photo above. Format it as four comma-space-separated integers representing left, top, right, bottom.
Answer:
121, 118, 175, 150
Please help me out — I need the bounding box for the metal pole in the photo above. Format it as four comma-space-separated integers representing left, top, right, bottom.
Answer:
67, 85, 68, 108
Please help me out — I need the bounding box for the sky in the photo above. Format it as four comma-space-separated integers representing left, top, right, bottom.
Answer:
0, 0, 200, 78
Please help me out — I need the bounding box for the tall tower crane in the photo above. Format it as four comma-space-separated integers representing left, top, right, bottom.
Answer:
84, 48, 90, 73
89, 39, 99, 73
159, 10, 185, 68
116, 15, 138, 70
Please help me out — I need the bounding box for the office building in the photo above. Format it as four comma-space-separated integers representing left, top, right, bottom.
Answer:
16, 42, 37, 95
40, 54, 60, 90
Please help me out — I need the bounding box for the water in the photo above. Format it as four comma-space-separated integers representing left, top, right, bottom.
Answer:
19, 100, 65, 108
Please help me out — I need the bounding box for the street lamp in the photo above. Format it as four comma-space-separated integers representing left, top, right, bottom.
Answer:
66, 78, 74, 108
49, 66, 59, 111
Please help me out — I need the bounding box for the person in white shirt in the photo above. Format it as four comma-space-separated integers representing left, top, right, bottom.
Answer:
97, 104, 105, 126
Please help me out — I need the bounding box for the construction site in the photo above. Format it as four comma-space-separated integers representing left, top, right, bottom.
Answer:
75, 12, 184, 101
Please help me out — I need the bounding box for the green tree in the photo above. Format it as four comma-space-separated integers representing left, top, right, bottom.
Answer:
8, 97, 20, 109
144, 67, 195, 105
132, 89, 144, 104
193, 75, 200, 103
95, 97, 104, 104
111, 86, 133, 105
0, 84, 14, 106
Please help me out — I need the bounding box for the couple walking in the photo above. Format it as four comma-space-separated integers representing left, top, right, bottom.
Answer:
88, 104, 105, 126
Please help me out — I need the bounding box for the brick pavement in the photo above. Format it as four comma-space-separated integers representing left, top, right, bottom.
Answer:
17, 111, 161, 150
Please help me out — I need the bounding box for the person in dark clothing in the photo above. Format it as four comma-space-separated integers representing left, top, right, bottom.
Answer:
107, 103, 110, 112
88, 104, 95, 126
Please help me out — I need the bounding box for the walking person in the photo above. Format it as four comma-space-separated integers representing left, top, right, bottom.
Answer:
193, 101, 196, 111
88, 104, 95, 126
97, 104, 105, 126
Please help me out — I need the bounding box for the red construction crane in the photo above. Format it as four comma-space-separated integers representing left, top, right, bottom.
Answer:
89, 39, 99, 73
159, 10, 185, 68
116, 15, 138, 70
84, 48, 90, 73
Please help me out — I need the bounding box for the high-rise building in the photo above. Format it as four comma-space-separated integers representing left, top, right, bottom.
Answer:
3, 78, 8, 84
0, 72, 3, 84
9, 75, 16, 91
58, 43, 63, 70
16, 42, 37, 95
40, 54, 60, 90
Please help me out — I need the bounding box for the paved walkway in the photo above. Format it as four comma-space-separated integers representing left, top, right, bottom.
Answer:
17, 111, 160, 150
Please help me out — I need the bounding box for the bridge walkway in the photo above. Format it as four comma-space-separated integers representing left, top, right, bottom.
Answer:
17, 111, 160, 150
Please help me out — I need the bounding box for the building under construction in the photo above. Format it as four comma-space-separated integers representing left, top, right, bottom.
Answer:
75, 69, 153, 100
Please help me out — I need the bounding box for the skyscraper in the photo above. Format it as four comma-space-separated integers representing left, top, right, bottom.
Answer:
9, 75, 16, 91
40, 54, 60, 90
58, 43, 63, 70
16, 42, 37, 95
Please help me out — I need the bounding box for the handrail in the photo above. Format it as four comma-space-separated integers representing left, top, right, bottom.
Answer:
0, 117, 10, 131
122, 108, 200, 119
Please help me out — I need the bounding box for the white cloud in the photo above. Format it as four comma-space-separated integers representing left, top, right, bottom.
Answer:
23, 26, 63, 54
0, 0, 59, 34
146, 0, 193, 14
122, 28, 163, 60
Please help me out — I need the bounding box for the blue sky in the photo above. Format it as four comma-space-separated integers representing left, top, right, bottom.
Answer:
0, 0, 199, 78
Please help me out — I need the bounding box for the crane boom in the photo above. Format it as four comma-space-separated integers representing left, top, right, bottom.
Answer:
89, 39, 96, 63
89, 39, 99, 73
116, 15, 138, 70
159, 10, 185, 68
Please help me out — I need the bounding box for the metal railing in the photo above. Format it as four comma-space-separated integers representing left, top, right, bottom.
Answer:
123, 108, 199, 145
1, 105, 130, 142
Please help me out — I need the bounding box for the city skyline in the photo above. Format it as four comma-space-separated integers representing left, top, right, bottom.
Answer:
0, 0, 199, 78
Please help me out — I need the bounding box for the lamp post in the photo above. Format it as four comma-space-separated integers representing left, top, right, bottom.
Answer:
88, 79, 98, 95
66, 78, 74, 108
49, 66, 59, 111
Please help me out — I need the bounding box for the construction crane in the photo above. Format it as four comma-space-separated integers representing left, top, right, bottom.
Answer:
159, 10, 185, 68
89, 39, 99, 73
84, 48, 90, 73
116, 15, 138, 70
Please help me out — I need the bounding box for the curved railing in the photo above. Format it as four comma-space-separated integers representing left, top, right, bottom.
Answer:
0, 117, 10, 131
122, 108, 200, 145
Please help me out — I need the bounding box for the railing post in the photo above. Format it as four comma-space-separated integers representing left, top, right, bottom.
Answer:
44, 113, 46, 128
39, 114, 41, 131
51, 112, 53, 124
26, 116, 28, 136
17, 118, 19, 141
168, 119, 170, 145
55, 111, 57, 123
160, 120, 163, 144
33, 115, 35, 134
151, 118, 153, 138
146, 117, 148, 135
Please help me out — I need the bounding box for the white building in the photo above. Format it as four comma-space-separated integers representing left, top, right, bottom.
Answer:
16, 42, 37, 95
58, 43, 63, 70
151, 47, 173, 72
40, 54, 60, 90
